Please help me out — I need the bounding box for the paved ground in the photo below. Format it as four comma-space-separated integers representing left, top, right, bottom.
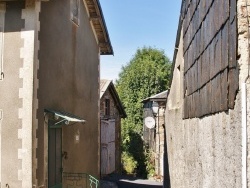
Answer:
100, 180, 118, 188
101, 174, 163, 188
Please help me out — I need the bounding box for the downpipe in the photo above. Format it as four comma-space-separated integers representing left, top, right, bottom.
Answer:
242, 1, 250, 187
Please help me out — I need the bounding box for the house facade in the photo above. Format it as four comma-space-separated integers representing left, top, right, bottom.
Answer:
0, 0, 112, 187
100, 79, 126, 176
166, 0, 249, 187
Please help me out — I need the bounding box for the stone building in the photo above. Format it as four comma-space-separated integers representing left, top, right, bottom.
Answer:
0, 0, 112, 187
142, 90, 168, 177
166, 0, 250, 187
100, 79, 126, 176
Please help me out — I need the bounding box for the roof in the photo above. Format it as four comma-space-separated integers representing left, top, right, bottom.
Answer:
142, 90, 169, 103
85, 0, 113, 55
100, 79, 127, 118
100, 79, 111, 98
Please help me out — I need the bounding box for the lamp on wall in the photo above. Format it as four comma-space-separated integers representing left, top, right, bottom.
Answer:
152, 101, 159, 115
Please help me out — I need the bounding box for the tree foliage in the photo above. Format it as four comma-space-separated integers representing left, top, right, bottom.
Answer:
115, 46, 171, 177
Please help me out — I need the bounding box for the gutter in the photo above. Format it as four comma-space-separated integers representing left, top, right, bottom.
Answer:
242, 1, 250, 187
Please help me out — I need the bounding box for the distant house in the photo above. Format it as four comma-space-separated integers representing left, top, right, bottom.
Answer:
100, 79, 126, 176
165, 0, 249, 187
0, 0, 112, 187
142, 90, 168, 177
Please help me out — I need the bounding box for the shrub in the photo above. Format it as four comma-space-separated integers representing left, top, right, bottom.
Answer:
121, 152, 138, 174
145, 149, 155, 178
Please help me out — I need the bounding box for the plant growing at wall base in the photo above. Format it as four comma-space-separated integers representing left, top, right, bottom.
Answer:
145, 148, 155, 178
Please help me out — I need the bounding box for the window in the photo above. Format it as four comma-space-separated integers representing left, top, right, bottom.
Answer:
104, 99, 110, 116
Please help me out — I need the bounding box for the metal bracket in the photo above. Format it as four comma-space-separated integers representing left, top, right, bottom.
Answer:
45, 109, 85, 128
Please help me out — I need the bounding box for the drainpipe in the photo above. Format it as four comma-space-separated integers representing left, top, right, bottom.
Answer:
242, 1, 250, 187
242, 81, 247, 188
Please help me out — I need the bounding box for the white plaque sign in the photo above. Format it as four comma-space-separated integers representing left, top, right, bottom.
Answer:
145, 117, 155, 129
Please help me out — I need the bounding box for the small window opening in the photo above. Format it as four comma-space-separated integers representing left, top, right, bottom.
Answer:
104, 99, 110, 116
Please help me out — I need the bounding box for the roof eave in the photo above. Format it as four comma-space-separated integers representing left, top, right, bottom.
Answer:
142, 97, 167, 104
85, 0, 113, 55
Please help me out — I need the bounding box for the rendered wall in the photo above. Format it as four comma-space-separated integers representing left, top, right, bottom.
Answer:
165, 0, 250, 187
0, 1, 38, 187
36, 0, 100, 186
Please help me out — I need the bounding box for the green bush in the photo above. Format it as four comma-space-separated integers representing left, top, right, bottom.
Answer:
121, 152, 138, 174
116, 47, 171, 177
145, 149, 155, 178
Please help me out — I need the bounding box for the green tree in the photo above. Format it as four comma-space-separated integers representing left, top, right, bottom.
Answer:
116, 46, 171, 177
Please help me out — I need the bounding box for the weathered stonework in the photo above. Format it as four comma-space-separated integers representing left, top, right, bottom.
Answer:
154, 107, 165, 176
238, 1, 250, 187
100, 90, 120, 119
166, 0, 250, 187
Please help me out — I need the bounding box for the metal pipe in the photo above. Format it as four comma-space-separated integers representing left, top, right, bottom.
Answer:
242, 1, 250, 187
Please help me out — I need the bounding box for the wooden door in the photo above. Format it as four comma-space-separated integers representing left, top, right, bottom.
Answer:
48, 128, 62, 188
108, 120, 115, 173
101, 145, 108, 175
101, 120, 116, 175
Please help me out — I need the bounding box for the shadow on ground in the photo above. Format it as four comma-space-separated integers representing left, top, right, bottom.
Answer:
102, 174, 163, 188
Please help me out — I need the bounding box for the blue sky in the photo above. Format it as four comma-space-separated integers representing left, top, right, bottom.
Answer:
99, 1, 182, 81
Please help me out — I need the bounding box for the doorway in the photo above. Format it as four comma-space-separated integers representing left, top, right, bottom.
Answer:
48, 126, 62, 188
101, 120, 116, 175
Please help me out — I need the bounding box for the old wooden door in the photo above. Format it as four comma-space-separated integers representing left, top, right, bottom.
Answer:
48, 127, 62, 188
101, 120, 116, 175
101, 145, 108, 175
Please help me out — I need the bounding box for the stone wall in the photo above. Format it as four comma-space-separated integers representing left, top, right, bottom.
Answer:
100, 88, 122, 174
165, 0, 250, 187
100, 89, 120, 120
